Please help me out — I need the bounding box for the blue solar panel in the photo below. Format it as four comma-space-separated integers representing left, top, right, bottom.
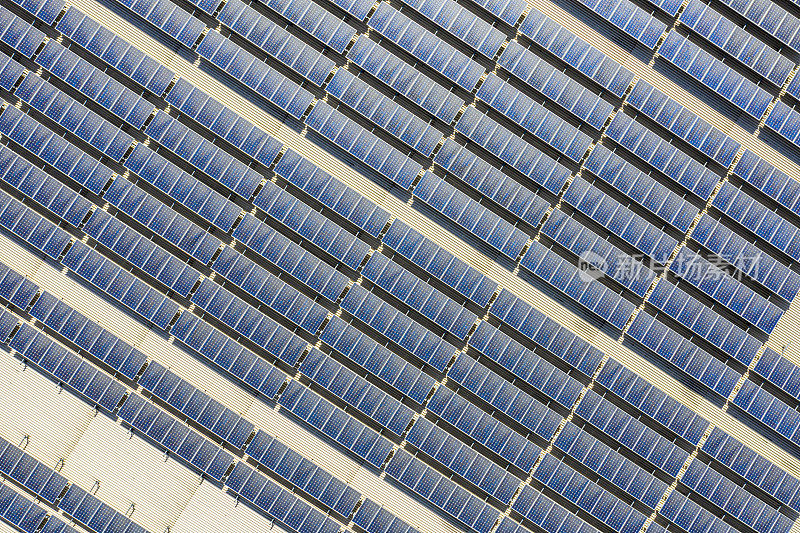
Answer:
341, 283, 456, 372
10, 323, 127, 412
555, 422, 668, 509
575, 389, 690, 476
171, 311, 288, 398
138, 359, 255, 449
580, 0, 666, 48
369, 3, 486, 91
56, 6, 175, 97
382, 219, 498, 308
519, 8, 634, 97
489, 288, 605, 377
434, 139, 550, 227
61, 241, 179, 329
583, 145, 699, 232
319, 315, 436, 404
477, 74, 593, 162
326, 68, 444, 157
300, 348, 415, 436
733, 379, 800, 448
413, 171, 529, 259
702, 426, 800, 512
520, 241, 636, 330
211, 246, 329, 334
468, 0, 525, 25
766, 101, 800, 148
215, 0, 335, 86
447, 351, 564, 441
456, 107, 571, 195
278, 379, 393, 467
274, 149, 390, 238
305, 101, 423, 190
0, 189, 72, 260
165, 78, 285, 166
103, 177, 221, 265
679, 0, 793, 87
0, 435, 68, 504
194, 30, 316, 118
0, 264, 37, 311
510, 484, 601, 533
658, 31, 773, 119
58, 484, 147, 533
331, 0, 373, 20
787, 72, 800, 101
224, 461, 341, 533
0, 6, 45, 58
354, 500, 422, 533
362, 251, 477, 339
468, 321, 583, 408
6, 0, 64, 25
716, 0, 800, 53
406, 415, 521, 503
145, 110, 263, 200
0, 105, 113, 193
116, 0, 204, 47
35, 40, 155, 129
118, 392, 235, 480
384, 448, 500, 533
660, 488, 738, 533
427, 383, 542, 472
244, 429, 361, 516
542, 208, 656, 297
82, 209, 202, 298
30, 291, 147, 380
0, 483, 50, 533
753, 347, 800, 403
398, 0, 506, 58
627, 79, 741, 168
626, 310, 742, 398
0, 305, 18, 343
347, 36, 465, 124
0, 52, 24, 90
123, 143, 242, 232
732, 149, 800, 222
606, 112, 722, 200
190, 277, 309, 366
498, 41, 614, 130
232, 213, 349, 302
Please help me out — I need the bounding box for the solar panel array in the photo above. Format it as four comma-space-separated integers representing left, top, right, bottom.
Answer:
1, 0, 800, 532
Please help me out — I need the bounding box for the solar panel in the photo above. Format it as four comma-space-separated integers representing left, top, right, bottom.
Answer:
354, 499, 422, 533
580, 0, 666, 48
753, 347, 800, 403
123, 143, 242, 233
413, 171, 529, 260
456, 106, 571, 195
319, 315, 436, 404
56, 6, 175, 97
660, 488, 738, 533
397, 0, 506, 58
118, 392, 235, 480
305, 101, 423, 190
103, 177, 222, 265
331, 0, 373, 20
519, 8, 634, 97
369, 3, 486, 91
190, 277, 309, 366
0, 52, 24, 90
382, 219, 498, 308
657, 31, 773, 119
626, 79, 741, 168
0, 6, 46, 58
626, 310, 742, 398
215, 0, 335, 86
165, 78, 285, 166
542, 208, 656, 297
509, 484, 601, 533
274, 149, 390, 238
171, 312, 288, 398
605, 112, 722, 200
467, 321, 583, 408
138, 359, 255, 449
62, 241, 180, 330
733, 379, 800, 448
447, 351, 564, 441
347, 36, 465, 124
326, 68, 444, 157
0, 483, 50, 533
341, 283, 456, 371
30, 291, 147, 380
765, 101, 800, 149
10, 323, 127, 412
0, 435, 68, 504
0, 305, 18, 343
787, 72, 800, 101
254, 181, 371, 271
0, 188, 72, 260
384, 448, 500, 533
232, 213, 349, 302
679, 0, 793, 87
299, 348, 415, 436
0, 263, 37, 311
210, 246, 329, 335
116, 0, 204, 47
732, 149, 800, 222
467, 0, 525, 25
58, 484, 147, 533
278, 379, 394, 467
406, 416, 522, 503
716, 0, 800, 53
6, 0, 64, 25
244, 429, 361, 516
583, 145, 699, 232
